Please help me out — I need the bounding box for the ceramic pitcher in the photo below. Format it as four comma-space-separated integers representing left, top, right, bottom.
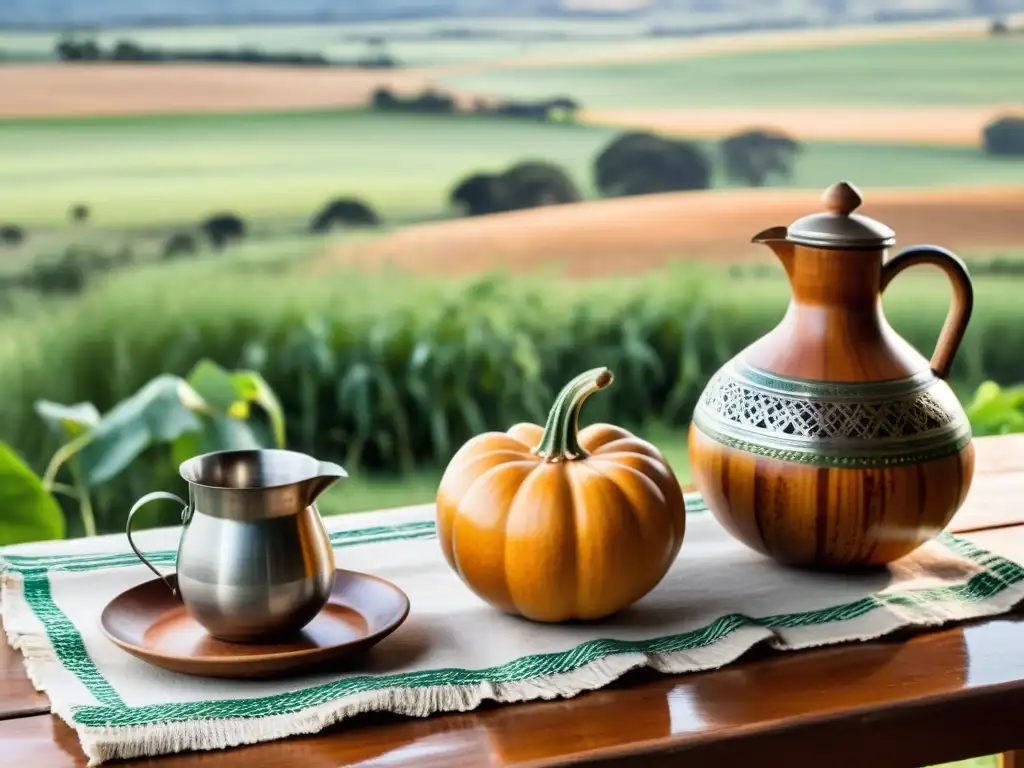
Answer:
127, 448, 347, 642
689, 181, 974, 569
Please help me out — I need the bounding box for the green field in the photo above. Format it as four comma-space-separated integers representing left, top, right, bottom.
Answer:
443, 37, 1024, 108
0, 109, 1020, 228
0, 111, 615, 227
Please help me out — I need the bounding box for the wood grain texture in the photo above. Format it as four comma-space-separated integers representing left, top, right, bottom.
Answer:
689, 423, 975, 567
743, 240, 933, 382
5, 598, 1024, 767
880, 244, 974, 380
0, 631, 48, 720
5, 436, 1024, 766
693, 220, 975, 568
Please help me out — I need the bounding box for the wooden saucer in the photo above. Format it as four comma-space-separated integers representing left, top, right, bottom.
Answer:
99, 569, 410, 679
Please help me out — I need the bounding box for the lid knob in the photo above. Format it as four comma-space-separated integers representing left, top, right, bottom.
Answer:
821, 181, 862, 216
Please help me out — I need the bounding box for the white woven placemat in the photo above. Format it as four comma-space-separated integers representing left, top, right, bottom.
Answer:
3, 492, 1024, 765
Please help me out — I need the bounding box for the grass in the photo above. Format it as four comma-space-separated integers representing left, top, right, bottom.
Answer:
0, 110, 617, 227
1, 109, 1021, 229
442, 37, 1024, 108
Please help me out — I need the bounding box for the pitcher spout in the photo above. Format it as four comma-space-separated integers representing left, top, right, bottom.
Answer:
304, 460, 348, 506
751, 225, 795, 274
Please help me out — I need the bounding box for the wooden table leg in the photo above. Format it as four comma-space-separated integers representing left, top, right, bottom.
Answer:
1001, 751, 1024, 768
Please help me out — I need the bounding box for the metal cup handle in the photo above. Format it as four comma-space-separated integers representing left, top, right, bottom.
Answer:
126, 491, 188, 597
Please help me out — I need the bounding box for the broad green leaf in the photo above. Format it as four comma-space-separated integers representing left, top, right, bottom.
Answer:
170, 430, 203, 469
187, 359, 239, 414
227, 401, 250, 420
176, 379, 210, 413
34, 400, 100, 439
202, 418, 266, 453
1005, 386, 1024, 409
0, 441, 65, 545
172, 418, 270, 468
965, 381, 1024, 437
77, 375, 202, 487
231, 370, 286, 448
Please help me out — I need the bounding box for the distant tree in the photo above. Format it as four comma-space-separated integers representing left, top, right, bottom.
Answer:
450, 173, 510, 216
371, 86, 456, 114
371, 86, 399, 110
309, 198, 380, 233
0, 224, 25, 246
547, 96, 581, 122
29, 249, 87, 295
69, 203, 90, 223
500, 161, 581, 209
413, 87, 457, 114
982, 115, 1024, 157
495, 100, 551, 120
162, 232, 198, 260
200, 213, 246, 250
720, 129, 802, 187
110, 39, 153, 62
55, 36, 101, 61
989, 17, 1010, 34
595, 132, 712, 197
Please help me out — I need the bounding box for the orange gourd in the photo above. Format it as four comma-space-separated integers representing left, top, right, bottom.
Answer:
436, 367, 686, 622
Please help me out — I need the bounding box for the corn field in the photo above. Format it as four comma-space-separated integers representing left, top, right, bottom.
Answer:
2, 261, 1023, 533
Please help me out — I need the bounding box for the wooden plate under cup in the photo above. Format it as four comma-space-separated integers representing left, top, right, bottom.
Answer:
99, 569, 410, 679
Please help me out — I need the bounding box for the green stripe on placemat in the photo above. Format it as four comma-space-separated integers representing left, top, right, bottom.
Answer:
7, 494, 1024, 728
57, 532, 1024, 727
1, 492, 710, 576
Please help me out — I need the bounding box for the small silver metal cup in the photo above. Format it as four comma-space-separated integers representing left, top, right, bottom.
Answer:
126, 449, 347, 643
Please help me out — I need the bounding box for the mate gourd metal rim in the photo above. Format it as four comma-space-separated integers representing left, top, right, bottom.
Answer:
783, 180, 896, 250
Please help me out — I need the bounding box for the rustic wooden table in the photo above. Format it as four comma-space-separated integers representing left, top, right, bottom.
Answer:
5, 434, 1024, 768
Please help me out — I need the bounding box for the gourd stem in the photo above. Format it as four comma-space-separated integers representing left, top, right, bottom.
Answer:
534, 367, 613, 461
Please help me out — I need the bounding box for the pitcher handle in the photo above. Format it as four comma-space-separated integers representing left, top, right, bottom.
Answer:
880, 245, 974, 381
126, 491, 188, 597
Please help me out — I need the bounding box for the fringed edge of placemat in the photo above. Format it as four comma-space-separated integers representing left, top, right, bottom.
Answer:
4, 535, 1024, 766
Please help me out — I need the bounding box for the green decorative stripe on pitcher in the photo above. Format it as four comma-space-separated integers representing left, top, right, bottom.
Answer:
692, 357, 972, 469
693, 418, 971, 469
735, 360, 937, 400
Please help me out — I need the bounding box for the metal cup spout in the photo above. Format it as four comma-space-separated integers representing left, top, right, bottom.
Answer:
303, 460, 348, 507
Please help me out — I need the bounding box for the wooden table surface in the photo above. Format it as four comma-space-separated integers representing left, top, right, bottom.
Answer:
5, 434, 1024, 768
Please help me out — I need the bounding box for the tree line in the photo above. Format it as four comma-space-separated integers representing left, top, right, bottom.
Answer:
370, 86, 580, 122
54, 36, 398, 68
0, 197, 383, 301
450, 128, 802, 216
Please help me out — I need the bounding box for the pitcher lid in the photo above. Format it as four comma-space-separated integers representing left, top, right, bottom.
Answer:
786, 181, 896, 249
